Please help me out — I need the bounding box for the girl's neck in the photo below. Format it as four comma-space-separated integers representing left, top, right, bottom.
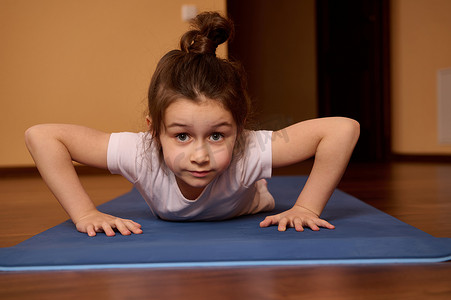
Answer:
175, 176, 205, 200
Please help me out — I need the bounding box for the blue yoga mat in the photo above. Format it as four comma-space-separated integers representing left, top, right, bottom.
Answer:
1, 176, 451, 271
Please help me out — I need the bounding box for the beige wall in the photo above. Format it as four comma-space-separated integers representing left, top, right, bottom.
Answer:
4, 0, 451, 167
391, 0, 451, 155
0, 0, 226, 167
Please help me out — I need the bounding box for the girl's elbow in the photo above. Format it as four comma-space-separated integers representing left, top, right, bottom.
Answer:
24, 124, 49, 150
346, 118, 360, 135
25, 125, 39, 150
341, 118, 360, 143
330, 117, 359, 143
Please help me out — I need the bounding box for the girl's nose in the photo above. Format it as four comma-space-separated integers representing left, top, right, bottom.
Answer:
190, 143, 210, 165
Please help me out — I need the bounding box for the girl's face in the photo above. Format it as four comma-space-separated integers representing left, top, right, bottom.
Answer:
159, 98, 237, 200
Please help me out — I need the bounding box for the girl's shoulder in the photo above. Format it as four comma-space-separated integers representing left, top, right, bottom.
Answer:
109, 131, 160, 160
229, 129, 273, 186
243, 129, 273, 154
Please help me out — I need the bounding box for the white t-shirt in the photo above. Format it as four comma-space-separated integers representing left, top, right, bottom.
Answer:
107, 130, 274, 221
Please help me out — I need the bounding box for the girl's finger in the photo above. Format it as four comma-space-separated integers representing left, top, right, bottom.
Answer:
294, 218, 304, 232
278, 218, 288, 232
259, 216, 277, 228
86, 224, 96, 237
102, 223, 116, 237
319, 219, 335, 229
122, 218, 142, 228
130, 221, 142, 228
307, 219, 320, 231
115, 219, 131, 236
127, 222, 143, 234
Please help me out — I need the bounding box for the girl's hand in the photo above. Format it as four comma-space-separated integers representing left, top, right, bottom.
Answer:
259, 205, 335, 232
74, 210, 143, 237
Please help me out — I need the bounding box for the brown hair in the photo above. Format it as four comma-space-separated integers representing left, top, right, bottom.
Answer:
147, 11, 252, 161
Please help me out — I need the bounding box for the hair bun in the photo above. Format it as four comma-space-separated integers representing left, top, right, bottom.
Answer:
180, 11, 234, 55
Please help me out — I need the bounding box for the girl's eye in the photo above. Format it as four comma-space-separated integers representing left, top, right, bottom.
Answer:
176, 133, 189, 142
210, 132, 224, 142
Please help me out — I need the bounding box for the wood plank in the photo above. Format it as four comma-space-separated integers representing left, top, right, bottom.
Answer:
1, 162, 450, 299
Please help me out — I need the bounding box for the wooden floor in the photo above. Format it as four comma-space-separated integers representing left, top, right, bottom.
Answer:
1, 161, 450, 299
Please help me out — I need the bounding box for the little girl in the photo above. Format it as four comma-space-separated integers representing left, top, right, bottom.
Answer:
25, 12, 359, 237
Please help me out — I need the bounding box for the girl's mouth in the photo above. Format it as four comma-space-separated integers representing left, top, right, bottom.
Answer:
189, 170, 211, 178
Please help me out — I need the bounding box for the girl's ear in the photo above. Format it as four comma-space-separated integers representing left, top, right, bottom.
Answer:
146, 115, 152, 130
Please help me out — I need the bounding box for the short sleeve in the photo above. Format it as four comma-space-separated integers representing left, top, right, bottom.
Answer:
107, 132, 144, 183
238, 130, 273, 186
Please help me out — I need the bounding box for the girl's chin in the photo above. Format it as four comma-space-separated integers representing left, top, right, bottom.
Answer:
176, 175, 212, 190
185, 177, 212, 188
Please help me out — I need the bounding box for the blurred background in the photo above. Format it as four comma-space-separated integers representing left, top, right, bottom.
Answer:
1, 0, 451, 167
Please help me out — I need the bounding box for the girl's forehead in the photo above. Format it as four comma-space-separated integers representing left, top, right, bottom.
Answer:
164, 98, 236, 126
168, 97, 225, 110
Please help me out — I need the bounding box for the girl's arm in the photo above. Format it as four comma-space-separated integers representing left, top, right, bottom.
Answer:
260, 117, 360, 231
25, 124, 142, 236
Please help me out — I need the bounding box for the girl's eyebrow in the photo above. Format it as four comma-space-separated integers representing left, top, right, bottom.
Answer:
166, 122, 233, 129
166, 122, 188, 128
211, 122, 234, 128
